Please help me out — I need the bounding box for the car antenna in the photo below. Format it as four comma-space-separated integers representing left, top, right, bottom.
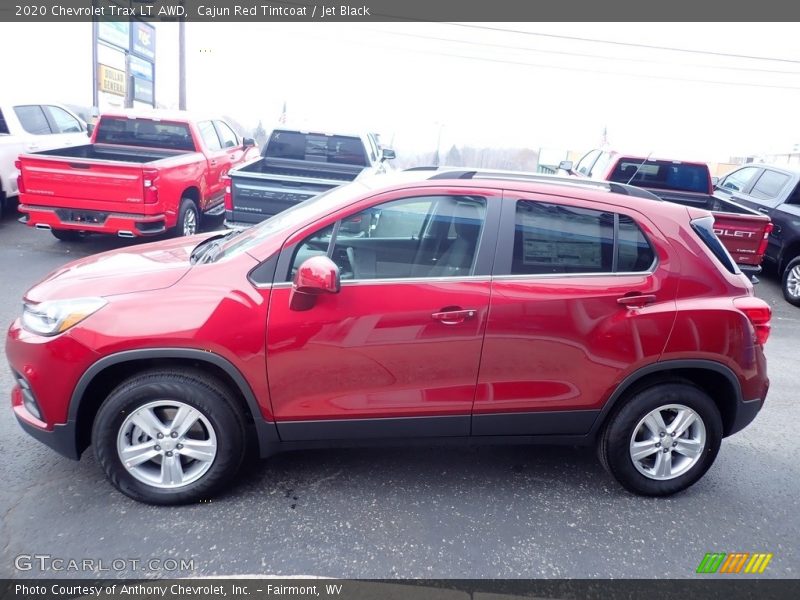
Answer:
626, 152, 653, 186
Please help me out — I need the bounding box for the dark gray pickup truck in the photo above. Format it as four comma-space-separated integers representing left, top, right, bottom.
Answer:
225, 128, 394, 228
714, 163, 800, 305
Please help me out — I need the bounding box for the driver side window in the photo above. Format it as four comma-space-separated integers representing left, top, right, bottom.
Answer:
287, 195, 487, 282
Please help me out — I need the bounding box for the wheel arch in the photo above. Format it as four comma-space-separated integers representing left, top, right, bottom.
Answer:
181, 186, 201, 205
69, 348, 278, 457
592, 360, 744, 438
779, 239, 800, 274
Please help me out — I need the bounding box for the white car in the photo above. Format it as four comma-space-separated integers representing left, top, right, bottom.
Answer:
0, 102, 90, 217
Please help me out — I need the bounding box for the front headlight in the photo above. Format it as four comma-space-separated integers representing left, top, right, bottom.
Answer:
22, 297, 107, 336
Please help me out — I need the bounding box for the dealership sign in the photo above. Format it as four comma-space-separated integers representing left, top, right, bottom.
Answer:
98, 65, 126, 96
131, 21, 155, 60
97, 20, 129, 49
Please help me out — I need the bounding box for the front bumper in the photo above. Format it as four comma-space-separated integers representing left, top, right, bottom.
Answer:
12, 385, 80, 459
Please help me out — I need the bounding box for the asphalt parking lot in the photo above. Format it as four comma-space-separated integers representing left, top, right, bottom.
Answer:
0, 206, 798, 579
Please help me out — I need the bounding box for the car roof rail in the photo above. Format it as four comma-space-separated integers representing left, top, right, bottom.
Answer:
419, 167, 662, 201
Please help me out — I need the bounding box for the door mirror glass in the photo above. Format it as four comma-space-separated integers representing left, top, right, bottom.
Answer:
558, 160, 573, 173
381, 148, 396, 161
242, 137, 256, 148
290, 255, 340, 311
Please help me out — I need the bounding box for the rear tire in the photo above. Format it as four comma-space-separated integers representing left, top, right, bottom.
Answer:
598, 382, 722, 496
92, 370, 247, 505
175, 198, 199, 237
781, 256, 800, 307
51, 229, 87, 242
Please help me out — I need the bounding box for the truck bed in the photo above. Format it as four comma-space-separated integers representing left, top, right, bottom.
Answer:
228, 158, 365, 226
647, 189, 770, 270
650, 190, 755, 215
34, 143, 191, 164
237, 157, 365, 182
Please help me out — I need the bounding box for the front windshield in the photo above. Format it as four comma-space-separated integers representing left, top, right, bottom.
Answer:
216, 181, 369, 260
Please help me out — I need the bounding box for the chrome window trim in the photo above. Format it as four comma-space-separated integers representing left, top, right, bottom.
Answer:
491, 268, 656, 281
255, 270, 658, 290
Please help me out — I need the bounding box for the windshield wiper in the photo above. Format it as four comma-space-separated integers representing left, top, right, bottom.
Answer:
189, 229, 243, 264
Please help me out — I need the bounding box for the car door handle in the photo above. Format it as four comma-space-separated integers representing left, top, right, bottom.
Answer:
210, 159, 218, 166
756, 207, 770, 214
617, 294, 657, 308
431, 308, 477, 325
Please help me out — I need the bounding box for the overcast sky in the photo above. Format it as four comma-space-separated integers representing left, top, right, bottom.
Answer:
2, 22, 799, 161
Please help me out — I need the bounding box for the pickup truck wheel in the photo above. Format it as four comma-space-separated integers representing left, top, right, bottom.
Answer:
92, 370, 247, 505
598, 383, 722, 496
781, 256, 800, 306
176, 199, 199, 237
51, 229, 87, 242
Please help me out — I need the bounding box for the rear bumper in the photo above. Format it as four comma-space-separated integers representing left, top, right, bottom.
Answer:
727, 397, 765, 437
738, 263, 762, 275
224, 220, 255, 230
19, 204, 166, 236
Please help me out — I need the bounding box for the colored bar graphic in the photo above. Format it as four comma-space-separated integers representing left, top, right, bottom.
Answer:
697, 552, 773, 574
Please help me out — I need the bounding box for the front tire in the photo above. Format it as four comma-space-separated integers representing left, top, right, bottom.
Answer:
598, 383, 722, 496
176, 199, 199, 237
92, 370, 246, 505
781, 256, 800, 307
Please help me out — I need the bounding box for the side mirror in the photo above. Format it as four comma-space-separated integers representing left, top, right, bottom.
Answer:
711, 176, 719, 187
381, 148, 396, 161
242, 137, 256, 148
558, 160, 573, 173
86, 123, 95, 136
290, 255, 340, 311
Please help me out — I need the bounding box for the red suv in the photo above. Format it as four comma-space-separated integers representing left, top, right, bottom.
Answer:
7, 170, 771, 504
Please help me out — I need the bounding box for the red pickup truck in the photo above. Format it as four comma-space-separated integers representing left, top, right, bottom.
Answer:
564, 150, 772, 275
17, 112, 257, 240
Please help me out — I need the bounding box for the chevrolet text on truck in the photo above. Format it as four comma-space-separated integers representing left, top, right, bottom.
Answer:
714, 163, 800, 305
565, 150, 772, 275
17, 111, 258, 240
225, 126, 394, 228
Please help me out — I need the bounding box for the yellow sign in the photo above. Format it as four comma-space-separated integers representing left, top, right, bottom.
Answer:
99, 65, 126, 97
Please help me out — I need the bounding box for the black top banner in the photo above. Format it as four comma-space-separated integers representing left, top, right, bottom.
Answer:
0, 0, 799, 22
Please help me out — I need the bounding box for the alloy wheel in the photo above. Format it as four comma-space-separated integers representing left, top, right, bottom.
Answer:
629, 403, 706, 480
116, 400, 217, 489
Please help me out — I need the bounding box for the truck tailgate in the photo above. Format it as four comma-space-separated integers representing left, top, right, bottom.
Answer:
229, 174, 335, 225
20, 155, 144, 206
712, 212, 771, 267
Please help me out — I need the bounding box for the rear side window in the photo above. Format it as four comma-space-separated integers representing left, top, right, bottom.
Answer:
750, 170, 790, 202
617, 215, 656, 272
0, 109, 9, 134
197, 120, 222, 151
691, 216, 739, 275
575, 150, 601, 176
46, 106, 83, 133
266, 130, 367, 166
14, 105, 52, 135
95, 117, 196, 151
214, 121, 239, 148
511, 201, 654, 275
720, 166, 759, 193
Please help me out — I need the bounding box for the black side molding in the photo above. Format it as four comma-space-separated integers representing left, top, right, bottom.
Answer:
69, 348, 281, 452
